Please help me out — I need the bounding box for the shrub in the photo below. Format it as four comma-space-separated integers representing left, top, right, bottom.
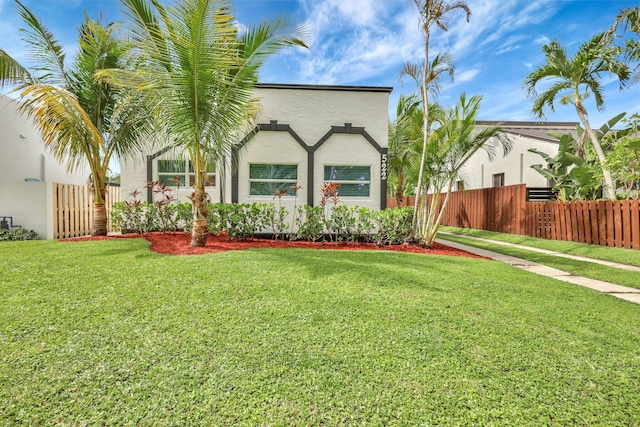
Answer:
0, 228, 39, 241
295, 205, 324, 242
373, 206, 413, 245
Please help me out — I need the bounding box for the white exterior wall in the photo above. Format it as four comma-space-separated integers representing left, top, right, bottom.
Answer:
237, 131, 309, 206
0, 96, 86, 185
313, 134, 380, 207
120, 84, 391, 209
120, 154, 221, 204
459, 134, 560, 189
252, 86, 389, 146
0, 182, 53, 239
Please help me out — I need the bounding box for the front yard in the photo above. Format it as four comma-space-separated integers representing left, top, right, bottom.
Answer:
1, 238, 639, 425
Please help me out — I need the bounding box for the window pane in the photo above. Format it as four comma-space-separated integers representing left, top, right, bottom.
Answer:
190, 174, 216, 187
187, 162, 215, 173
336, 183, 370, 197
324, 166, 370, 181
158, 174, 186, 187
158, 160, 186, 173
250, 164, 297, 180
250, 181, 296, 196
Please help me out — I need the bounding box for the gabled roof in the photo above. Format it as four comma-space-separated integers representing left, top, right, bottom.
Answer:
475, 120, 579, 143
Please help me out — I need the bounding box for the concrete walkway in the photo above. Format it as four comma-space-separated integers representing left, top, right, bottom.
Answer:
436, 235, 640, 305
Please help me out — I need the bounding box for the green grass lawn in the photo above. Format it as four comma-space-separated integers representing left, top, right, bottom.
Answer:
440, 226, 640, 267
1, 238, 640, 425
438, 227, 640, 289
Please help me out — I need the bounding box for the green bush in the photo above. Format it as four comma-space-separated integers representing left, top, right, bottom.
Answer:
110, 192, 415, 246
0, 228, 39, 241
373, 206, 413, 245
295, 205, 324, 242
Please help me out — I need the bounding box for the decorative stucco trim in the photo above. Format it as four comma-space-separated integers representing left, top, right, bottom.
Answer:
236, 122, 387, 208
232, 121, 309, 203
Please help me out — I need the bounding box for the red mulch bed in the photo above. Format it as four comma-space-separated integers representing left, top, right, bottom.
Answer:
64, 232, 485, 259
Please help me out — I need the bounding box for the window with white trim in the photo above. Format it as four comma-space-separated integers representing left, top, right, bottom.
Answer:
324, 165, 371, 197
249, 164, 298, 196
157, 160, 215, 187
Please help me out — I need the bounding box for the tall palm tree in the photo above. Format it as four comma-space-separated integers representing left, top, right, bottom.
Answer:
0, 0, 151, 235
100, 0, 307, 247
409, 0, 471, 240
418, 93, 512, 247
524, 32, 631, 200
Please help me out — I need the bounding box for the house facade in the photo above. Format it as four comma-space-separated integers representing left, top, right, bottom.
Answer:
120, 83, 393, 210
458, 121, 579, 191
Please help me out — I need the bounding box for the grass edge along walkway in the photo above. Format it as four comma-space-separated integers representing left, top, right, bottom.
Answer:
436, 234, 640, 305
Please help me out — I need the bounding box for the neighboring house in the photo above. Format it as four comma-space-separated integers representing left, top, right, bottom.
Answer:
458, 121, 579, 192
121, 83, 392, 211
0, 95, 87, 238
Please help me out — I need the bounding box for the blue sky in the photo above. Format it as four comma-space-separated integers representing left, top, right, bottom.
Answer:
1, 0, 638, 127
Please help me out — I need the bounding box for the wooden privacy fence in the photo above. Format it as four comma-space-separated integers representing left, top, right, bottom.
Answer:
387, 184, 640, 249
53, 183, 121, 239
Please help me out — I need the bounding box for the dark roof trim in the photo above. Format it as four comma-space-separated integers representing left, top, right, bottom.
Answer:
255, 83, 393, 93
475, 120, 579, 127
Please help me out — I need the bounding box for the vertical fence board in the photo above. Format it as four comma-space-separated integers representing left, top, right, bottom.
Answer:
614, 202, 623, 248
597, 202, 606, 247
622, 201, 632, 249
587, 200, 600, 245
632, 200, 640, 250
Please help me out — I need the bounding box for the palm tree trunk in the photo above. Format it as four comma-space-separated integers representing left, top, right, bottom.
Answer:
396, 174, 405, 206
411, 32, 430, 240
91, 202, 108, 236
189, 186, 209, 247
425, 179, 454, 247
575, 106, 617, 199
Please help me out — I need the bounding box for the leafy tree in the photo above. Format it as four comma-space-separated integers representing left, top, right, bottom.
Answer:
529, 113, 629, 200
100, 0, 307, 247
529, 134, 600, 201
407, 0, 471, 241
388, 94, 422, 206
417, 93, 512, 247
606, 113, 640, 199
0, 1, 151, 235
524, 32, 631, 200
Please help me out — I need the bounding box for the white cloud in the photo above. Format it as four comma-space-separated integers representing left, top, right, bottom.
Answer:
293, 0, 422, 85
456, 69, 480, 83
534, 35, 551, 45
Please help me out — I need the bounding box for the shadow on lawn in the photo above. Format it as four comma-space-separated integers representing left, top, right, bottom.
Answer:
259, 248, 488, 290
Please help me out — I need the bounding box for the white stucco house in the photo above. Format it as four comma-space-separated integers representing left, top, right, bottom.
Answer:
120, 83, 393, 210
458, 121, 579, 195
0, 95, 88, 238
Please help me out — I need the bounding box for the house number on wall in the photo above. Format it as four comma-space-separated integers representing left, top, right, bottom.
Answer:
381, 153, 388, 180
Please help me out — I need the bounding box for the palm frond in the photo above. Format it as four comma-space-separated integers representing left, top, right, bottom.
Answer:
15, 0, 68, 86
18, 84, 102, 173
0, 49, 34, 89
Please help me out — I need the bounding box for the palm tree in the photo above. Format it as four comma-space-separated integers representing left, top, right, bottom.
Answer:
0, 1, 151, 235
417, 93, 512, 247
608, 6, 639, 81
388, 94, 422, 206
524, 32, 631, 200
100, 0, 307, 247
408, 0, 471, 240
